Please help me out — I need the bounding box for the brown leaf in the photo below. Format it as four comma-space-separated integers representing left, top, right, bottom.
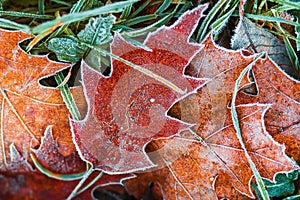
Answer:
237, 57, 300, 132
168, 35, 255, 135
235, 56, 300, 162
71, 4, 208, 173
0, 29, 84, 172
125, 104, 298, 199
169, 31, 300, 163
273, 124, 300, 162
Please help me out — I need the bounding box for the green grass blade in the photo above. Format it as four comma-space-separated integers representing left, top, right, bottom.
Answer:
30, 151, 89, 181
175, 1, 193, 17
244, 13, 300, 27
52, 0, 73, 7
156, 0, 172, 14
76, 171, 104, 196
268, 0, 300, 9
119, 5, 132, 20
296, 17, 300, 51
46, 0, 90, 41
283, 195, 300, 200
66, 167, 94, 200
197, 0, 228, 42
122, 14, 158, 26
272, 9, 300, 73
283, 36, 300, 72
38, 0, 45, 15
55, 72, 81, 121
0, 11, 54, 19
231, 54, 270, 200
32, 0, 138, 34
211, 0, 238, 34
261, 5, 295, 16
0, 18, 30, 32
70, 0, 89, 13
129, 0, 151, 19
252, 0, 258, 13
122, 13, 172, 37
266, 29, 300, 43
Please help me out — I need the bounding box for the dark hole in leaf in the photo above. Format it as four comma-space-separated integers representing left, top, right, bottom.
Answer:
92, 184, 136, 200
167, 101, 182, 120
19, 37, 50, 56
39, 62, 81, 87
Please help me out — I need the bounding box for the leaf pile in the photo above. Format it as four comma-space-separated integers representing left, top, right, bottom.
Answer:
0, 2, 300, 200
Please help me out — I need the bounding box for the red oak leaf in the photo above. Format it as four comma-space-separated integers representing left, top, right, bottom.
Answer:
71, 4, 208, 173
124, 104, 298, 199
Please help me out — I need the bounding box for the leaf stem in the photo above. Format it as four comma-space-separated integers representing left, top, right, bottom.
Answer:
230, 56, 270, 200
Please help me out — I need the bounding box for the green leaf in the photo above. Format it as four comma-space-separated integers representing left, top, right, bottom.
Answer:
263, 170, 299, 197
48, 15, 115, 63
48, 37, 87, 62
78, 15, 115, 45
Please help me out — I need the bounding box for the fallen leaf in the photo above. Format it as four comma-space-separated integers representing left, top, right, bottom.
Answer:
0, 29, 84, 172
169, 31, 300, 163
231, 17, 296, 77
168, 35, 255, 135
272, 124, 300, 163
71, 4, 208, 173
125, 104, 298, 199
236, 57, 300, 132
235, 56, 300, 162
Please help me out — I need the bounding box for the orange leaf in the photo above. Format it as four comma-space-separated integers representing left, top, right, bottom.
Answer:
0, 29, 83, 172
236, 56, 300, 162
125, 105, 298, 199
